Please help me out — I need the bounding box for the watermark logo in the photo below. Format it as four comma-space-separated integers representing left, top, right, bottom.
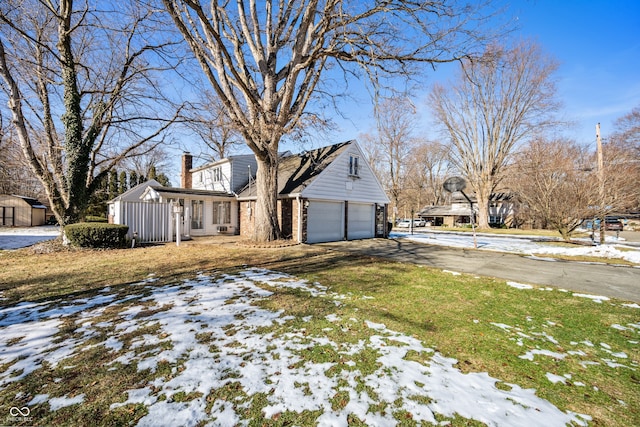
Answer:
9, 407, 30, 417
6, 406, 33, 424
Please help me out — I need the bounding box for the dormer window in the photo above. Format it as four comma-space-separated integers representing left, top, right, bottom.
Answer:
212, 167, 222, 182
349, 155, 359, 177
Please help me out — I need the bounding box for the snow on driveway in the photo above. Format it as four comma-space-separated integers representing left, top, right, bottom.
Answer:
0, 268, 592, 426
0, 226, 60, 250
393, 231, 640, 265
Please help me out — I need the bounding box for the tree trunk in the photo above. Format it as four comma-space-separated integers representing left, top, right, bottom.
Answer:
253, 154, 281, 242
475, 185, 491, 229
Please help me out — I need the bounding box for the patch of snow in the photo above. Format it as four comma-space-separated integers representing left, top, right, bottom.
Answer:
622, 303, 640, 309
49, 394, 85, 411
507, 282, 534, 290
442, 270, 461, 276
28, 394, 49, 405
490, 323, 513, 331
573, 293, 610, 303
519, 349, 566, 361
546, 373, 567, 384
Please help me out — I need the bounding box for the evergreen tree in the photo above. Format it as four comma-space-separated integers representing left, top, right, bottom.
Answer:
109, 170, 119, 199
129, 171, 138, 188
119, 170, 128, 194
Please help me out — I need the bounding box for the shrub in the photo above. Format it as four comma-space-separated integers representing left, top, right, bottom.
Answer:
85, 215, 108, 223
64, 223, 129, 249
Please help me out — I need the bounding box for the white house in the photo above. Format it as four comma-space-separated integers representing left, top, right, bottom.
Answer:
140, 186, 237, 237
237, 140, 390, 243
108, 141, 389, 244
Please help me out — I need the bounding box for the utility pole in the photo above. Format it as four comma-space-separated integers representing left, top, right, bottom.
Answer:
596, 123, 605, 244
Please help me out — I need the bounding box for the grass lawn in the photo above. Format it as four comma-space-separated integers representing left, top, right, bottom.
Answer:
1, 238, 638, 426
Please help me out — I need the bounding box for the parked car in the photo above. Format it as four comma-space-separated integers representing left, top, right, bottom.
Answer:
604, 217, 624, 231
396, 219, 412, 228
413, 218, 426, 227
582, 217, 624, 231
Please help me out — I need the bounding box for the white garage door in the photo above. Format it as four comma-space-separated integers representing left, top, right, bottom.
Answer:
307, 201, 344, 243
348, 203, 375, 240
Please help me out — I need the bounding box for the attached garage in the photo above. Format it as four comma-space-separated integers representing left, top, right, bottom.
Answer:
306, 200, 344, 243
347, 202, 375, 240
238, 140, 390, 244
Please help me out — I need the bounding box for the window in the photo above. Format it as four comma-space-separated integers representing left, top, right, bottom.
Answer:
191, 200, 204, 229
349, 155, 359, 177
213, 201, 231, 224
212, 167, 222, 182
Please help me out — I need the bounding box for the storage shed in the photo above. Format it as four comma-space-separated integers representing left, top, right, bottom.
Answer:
0, 195, 47, 227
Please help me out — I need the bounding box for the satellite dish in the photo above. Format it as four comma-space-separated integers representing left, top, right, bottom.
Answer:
443, 176, 466, 193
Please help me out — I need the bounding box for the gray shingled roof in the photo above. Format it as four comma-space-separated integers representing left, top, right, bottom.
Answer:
238, 140, 353, 198
148, 186, 233, 198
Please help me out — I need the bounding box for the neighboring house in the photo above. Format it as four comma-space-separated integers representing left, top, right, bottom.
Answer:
0, 194, 47, 227
417, 191, 515, 227
237, 140, 390, 243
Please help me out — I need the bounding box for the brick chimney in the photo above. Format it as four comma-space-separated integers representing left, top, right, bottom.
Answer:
181, 152, 193, 188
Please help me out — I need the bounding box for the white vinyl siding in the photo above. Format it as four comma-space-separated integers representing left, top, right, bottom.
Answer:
301, 146, 388, 204
306, 201, 344, 243
347, 203, 374, 240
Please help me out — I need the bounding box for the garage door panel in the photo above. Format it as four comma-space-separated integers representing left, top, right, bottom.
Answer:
307, 201, 343, 243
348, 203, 374, 240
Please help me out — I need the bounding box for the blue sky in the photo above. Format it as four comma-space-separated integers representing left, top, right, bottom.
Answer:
330, 0, 640, 148
172, 1, 640, 180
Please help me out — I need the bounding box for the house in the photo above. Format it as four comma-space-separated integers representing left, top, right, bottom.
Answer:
188, 153, 257, 194
0, 194, 47, 227
140, 186, 237, 237
108, 141, 389, 244
237, 140, 390, 243
108, 179, 163, 225
108, 175, 238, 243
417, 191, 515, 227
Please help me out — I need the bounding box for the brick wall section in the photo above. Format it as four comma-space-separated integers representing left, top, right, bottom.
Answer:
240, 198, 304, 242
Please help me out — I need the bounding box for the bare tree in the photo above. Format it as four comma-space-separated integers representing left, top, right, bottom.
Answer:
0, 0, 182, 226
361, 96, 418, 221
510, 138, 593, 241
613, 105, 640, 149
592, 130, 639, 228
161, 0, 501, 241
0, 114, 43, 197
407, 140, 452, 210
429, 41, 560, 228
611, 106, 640, 211
182, 87, 242, 161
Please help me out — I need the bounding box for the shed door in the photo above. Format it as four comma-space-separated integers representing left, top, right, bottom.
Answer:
347, 203, 375, 240
1, 207, 14, 226
307, 201, 344, 243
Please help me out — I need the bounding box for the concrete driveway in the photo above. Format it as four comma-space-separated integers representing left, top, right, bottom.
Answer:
0, 226, 60, 250
318, 237, 640, 303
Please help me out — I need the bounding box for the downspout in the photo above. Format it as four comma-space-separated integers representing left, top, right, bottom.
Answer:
296, 195, 303, 243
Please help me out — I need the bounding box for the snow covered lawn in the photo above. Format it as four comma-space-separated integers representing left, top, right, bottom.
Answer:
0, 268, 609, 426
394, 231, 640, 265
